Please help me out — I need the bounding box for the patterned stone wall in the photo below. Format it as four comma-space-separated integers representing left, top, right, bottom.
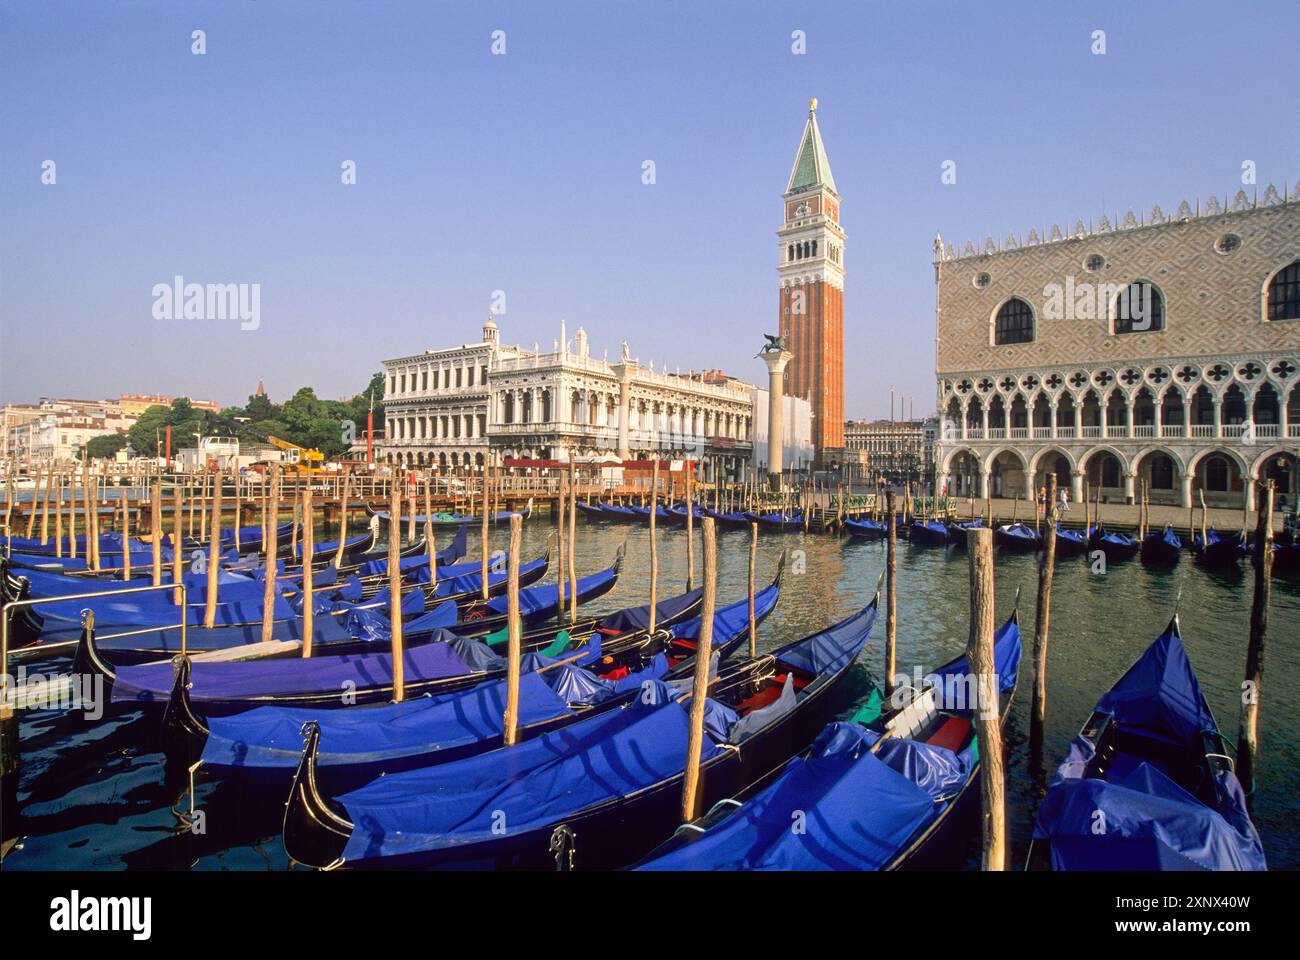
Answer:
935, 189, 1300, 374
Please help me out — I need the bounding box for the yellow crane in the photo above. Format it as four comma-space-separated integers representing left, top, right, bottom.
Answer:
266, 435, 326, 475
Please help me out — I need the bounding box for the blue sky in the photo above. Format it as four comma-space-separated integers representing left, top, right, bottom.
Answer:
2, 0, 1297, 417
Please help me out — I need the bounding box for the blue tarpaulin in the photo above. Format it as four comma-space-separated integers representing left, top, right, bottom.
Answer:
202, 670, 573, 768
1032, 624, 1266, 870
336, 681, 722, 863
111, 628, 484, 704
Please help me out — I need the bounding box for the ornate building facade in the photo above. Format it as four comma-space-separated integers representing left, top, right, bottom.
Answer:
381, 320, 810, 479
778, 98, 845, 458
380, 320, 500, 470
934, 185, 1300, 509
843, 417, 940, 486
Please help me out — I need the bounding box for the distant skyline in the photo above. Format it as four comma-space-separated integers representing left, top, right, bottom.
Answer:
3, 1, 1297, 417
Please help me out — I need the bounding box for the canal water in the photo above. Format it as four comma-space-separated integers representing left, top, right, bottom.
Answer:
5, 517, 1298, 870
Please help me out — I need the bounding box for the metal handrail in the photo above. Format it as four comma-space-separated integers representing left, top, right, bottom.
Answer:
2, 581, 189, 697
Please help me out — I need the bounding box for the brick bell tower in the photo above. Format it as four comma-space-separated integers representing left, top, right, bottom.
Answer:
778, 97, 845, 458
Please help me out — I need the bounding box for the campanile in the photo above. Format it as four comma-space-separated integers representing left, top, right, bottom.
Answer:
778, 97, 845, 456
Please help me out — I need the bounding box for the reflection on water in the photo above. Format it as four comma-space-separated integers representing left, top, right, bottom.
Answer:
5, 517, 1298, 870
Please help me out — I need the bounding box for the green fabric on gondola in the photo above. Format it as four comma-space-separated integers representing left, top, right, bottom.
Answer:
484, 625, 510, 646
850, 688, 883, 727
540, 631, 571, 658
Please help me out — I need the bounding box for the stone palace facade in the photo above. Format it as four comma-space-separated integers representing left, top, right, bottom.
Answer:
934, 184, 1300, 509
381, 319, 813, 478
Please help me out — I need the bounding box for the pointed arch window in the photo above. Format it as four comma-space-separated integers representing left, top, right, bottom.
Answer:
994, 298, 1035, 345
1266, 260, 1300, 321
1114, 281, 1165, 333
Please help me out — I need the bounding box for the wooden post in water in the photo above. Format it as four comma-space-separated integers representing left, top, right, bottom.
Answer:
203, 471, 222, 628
387, 481, 405, 701
25, 462, 41, 538
120, 492, 132, 581
1237, 480, 1273, 796
480, 465, 491, 602
966, 526, 1006, 870
67, 467, 78, 559
648, 460, 660, 634
232, 467, 241, 553
747, 522, 758, 658
567, 461, 578, 620
407, 470, 417, 545
1031, 475, 1057, 742
685, 464, 695, 591
333, 467, 351, 569
554, 470, 566, 622
680, 516, 717, 822
424, 471, 436, 581
40, 462, 52, 544
301, 486, 315, 656
884, 490, 898, 700
150, 481, 162, 586
54, 472, 63, 558
261, 466, 281, 645
86, 461, 100, 571
199, 471, 208, 545
502, 512, 523, 745
172, 480, 184, 605
1199, 488, 1208, 548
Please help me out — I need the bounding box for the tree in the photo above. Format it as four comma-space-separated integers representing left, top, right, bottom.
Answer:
85, 433, 128, 460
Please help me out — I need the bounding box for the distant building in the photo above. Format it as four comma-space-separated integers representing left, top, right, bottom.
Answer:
5, 399, 132, 464
840, 417, 939, 486
381, 319, 811, 480
933, 185, 1300, 507
117, 393, 219, 417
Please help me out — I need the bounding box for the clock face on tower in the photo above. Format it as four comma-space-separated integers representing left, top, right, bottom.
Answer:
794, 201, 810, 217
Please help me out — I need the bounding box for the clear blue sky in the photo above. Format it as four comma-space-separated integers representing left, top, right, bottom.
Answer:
2, 0, 1296, 418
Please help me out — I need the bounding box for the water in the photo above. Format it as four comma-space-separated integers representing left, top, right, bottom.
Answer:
5, 518, 1298, 870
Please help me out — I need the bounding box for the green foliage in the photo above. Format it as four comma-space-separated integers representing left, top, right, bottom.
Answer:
84, 433, 128, 459
202, 375, 383, 461
126, 400, 207, 459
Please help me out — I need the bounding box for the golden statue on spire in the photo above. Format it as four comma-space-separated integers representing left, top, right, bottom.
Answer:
809, 97, 818, 111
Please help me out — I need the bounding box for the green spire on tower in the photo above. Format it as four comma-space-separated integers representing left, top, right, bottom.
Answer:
785, 97, 838, 197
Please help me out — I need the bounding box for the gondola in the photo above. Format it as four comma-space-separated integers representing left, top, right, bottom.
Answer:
629, 504, 675, 524
175, 577, 784, 784
1027, 617, 1266, 870
1090, 525, 1139, 563
77, 554, 625, 708
843, 517, 886, 540
908, 519, 950, 547
701, 507, 755, 530
1192, 527, 1244, 567
1054, 526, 1089, 557
666, 504, 706, 525
745, 510, 805, 533
368, 498, 532, 528
994, 522, 1042, 552
632, 610, 1021, 870
597, 502, 639, 523
1140, 524, 1182, 566
575, 502, 608, 521
945, 519, 983, 549
282, 582, 881, 870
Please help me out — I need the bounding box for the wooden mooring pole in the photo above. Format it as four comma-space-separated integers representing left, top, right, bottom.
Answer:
502, 512, 523, 746
884, 490, 897, 700
747, 522, 758, 658
301, 486, 314, 656
648, 461, 660, 634
1237, 480, 1273, 796
966, 526, 1006, 870
681, 517, 717, 822
261, 466, 281, 646
1031, 475, 1057, 744
203, 472, 221, 628
567, 462, 577, 621
387, 481, 404, 701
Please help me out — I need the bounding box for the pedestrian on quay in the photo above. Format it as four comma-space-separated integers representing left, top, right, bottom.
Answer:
1058, 485, 1070, 514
